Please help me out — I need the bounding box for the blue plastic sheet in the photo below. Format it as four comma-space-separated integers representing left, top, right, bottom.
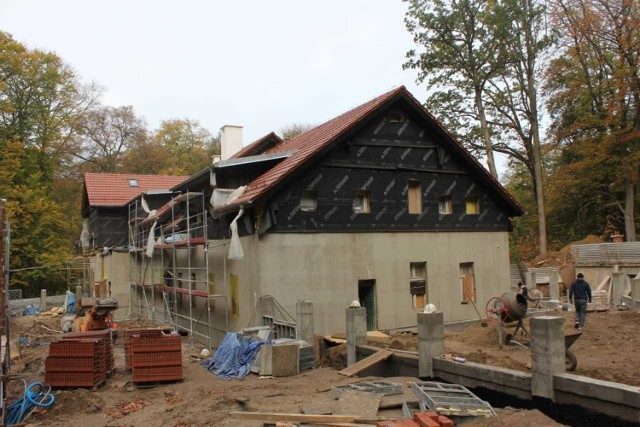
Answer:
65, 291, 76, 315
202, 332, 265, 379
22, 305, 39, 316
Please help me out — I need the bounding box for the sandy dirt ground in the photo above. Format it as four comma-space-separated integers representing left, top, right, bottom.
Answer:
5, 315, 564, 426
380, 309, 640, 387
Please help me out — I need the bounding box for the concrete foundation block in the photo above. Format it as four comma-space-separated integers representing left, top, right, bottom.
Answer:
530, 316, 565, 400
296, 300, 314, 344
259, 343, 299, 377
346, 306, 367, 366
417, 311, 444, 378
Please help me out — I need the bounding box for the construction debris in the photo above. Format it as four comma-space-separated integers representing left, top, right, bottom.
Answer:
333, 380, 403, 399
411, 382, 495, 418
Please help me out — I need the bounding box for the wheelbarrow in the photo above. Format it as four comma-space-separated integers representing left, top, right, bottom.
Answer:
486, 293, 582, 371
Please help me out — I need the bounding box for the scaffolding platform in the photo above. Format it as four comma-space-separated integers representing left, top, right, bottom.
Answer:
411, 381, 496, 418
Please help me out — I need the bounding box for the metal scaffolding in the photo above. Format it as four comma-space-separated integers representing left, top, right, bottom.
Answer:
128, 191, 226, 349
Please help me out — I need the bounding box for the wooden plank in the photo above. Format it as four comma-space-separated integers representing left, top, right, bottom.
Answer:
230, 411, 389, 423
338, 350, 393, 377
595, 276, 611, 291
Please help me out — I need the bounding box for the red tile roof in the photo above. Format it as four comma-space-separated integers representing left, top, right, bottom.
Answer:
83, 173, 190, 207
216, 86, 524, 215
219, 86, 406, 211
230, 132, 283, 159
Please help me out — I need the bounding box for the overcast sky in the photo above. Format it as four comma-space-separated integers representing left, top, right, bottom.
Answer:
0, 1, 424, 145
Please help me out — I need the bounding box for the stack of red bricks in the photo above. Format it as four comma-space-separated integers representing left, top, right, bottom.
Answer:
377, 412, 454, 427
45, 337, 109, 388
61, 330, 115, 376
126, 328, 183, 383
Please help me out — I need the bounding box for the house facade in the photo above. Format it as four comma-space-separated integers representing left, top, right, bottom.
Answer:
80, 173, 189, 320
128, 86, 523, 346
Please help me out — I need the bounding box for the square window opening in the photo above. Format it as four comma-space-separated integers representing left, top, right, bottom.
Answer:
353, 190, 371, 214
410, 262, 427, 309
128, 178, 139, 187
408, 180, 422, 214
466, 196, 480, 215
300, 190, 318, 212
439, 195, 452, 214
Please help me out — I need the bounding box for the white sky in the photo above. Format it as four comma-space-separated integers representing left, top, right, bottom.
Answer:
0, 0, 504, 174
0, 1, 420, 140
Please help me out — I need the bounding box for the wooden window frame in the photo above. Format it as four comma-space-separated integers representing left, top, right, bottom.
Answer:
353, 190, 371, 214
300, 190, 318, 212
466, 196, 480, 215
410, 261, 427, 309
439, 195, 453, 215
460, 262, 476, 304
408, 180, 423, 214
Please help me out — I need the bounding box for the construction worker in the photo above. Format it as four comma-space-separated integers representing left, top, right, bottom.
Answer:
569, 272, 592, 330
517, 282, 529, 300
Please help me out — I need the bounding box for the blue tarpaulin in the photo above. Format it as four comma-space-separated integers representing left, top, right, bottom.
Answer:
64, 291, 75, 315
202, 332, 265, 379
22, 305, 39, 316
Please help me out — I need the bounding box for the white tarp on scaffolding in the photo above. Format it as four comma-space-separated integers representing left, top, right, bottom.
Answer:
210, 186, 247, 210
229, 208, 245, 259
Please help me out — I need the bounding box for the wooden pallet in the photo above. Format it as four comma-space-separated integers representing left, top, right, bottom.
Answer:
587, 276, 611, 312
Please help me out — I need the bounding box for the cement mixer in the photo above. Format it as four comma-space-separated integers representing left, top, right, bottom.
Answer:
485, 292, 581, 371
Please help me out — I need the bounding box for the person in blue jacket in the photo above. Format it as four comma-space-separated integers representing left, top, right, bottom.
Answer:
569, 273, 592, 330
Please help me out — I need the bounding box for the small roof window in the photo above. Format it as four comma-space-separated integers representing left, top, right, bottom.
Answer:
128, 179, 139, 187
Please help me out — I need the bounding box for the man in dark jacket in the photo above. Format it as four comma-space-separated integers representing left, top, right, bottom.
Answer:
569, 273, 592, 330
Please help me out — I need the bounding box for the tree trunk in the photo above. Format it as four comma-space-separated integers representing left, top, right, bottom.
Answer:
624, 167, 636, 241
475, 88, 498, 179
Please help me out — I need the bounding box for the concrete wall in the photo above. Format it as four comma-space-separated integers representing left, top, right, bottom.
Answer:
130, 229, 511, 344
248, 231, 511, 336
92, 251, 130, 321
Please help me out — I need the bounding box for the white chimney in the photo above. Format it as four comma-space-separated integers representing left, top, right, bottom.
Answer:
220, 125, 243, 160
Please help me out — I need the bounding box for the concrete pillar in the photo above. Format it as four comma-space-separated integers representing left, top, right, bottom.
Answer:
631, 278, 640, 310
40, 289, 46, 312
296, 300, 314, 344
417, 311, 444, 378
76, 285, 83, 312
259, 295, 275, 323
549, 271, 560, 301
611, 272, 625, 306
530, 316, 565, 400
526, 271, 536, 289
346, 306, 367, 366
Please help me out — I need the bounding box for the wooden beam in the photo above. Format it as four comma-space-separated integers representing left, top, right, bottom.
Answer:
231, 412, 390, 424
338, 350, 393, 377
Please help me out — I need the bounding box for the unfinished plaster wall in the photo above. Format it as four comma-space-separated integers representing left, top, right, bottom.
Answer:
92, 252, 130, 321
252, 231, 510, 335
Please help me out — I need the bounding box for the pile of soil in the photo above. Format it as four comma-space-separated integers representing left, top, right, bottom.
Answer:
320, 343, 347, 370
462, 407, 565, 426
385, 309, 640, 387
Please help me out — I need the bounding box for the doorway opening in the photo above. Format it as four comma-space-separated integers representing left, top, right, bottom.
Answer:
358, 279, 377, 331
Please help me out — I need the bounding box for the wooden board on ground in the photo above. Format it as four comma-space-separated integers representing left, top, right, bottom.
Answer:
231, 411, 386, 423
300, 402, 335, 415
379, 389, 418, 409
333, 390, 383, 418
338, 350, 393, 377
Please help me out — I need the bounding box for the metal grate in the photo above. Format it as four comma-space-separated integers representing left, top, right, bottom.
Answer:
8, 289, 22, 301
332, 380, 403, 399
411, 381, 496, 417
